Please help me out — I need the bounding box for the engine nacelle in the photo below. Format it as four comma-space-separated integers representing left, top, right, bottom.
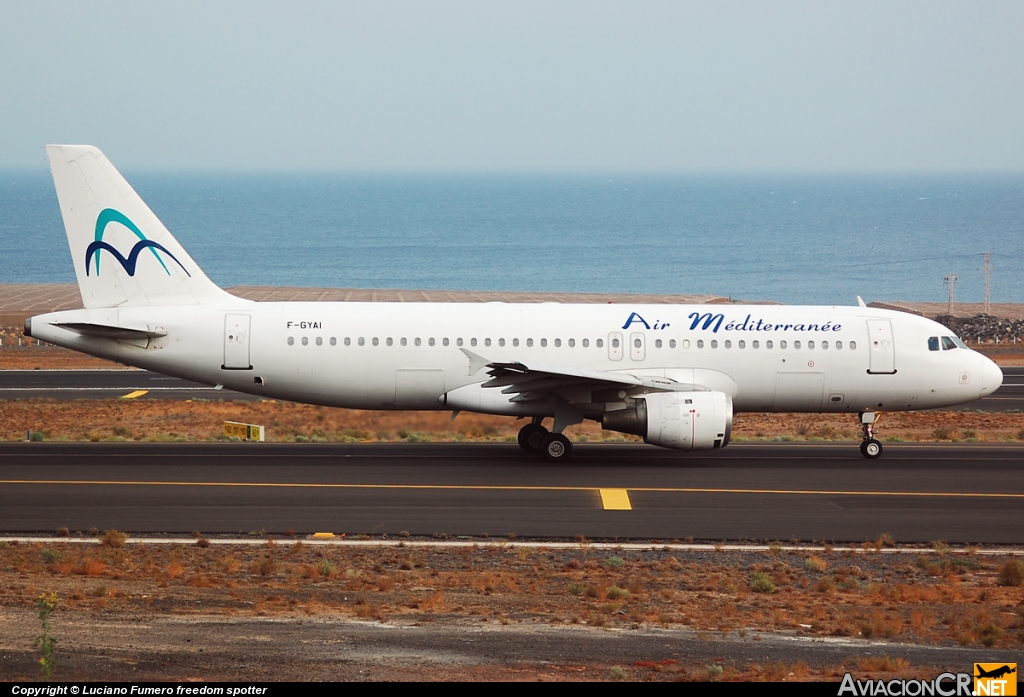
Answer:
602, 391, 733, 451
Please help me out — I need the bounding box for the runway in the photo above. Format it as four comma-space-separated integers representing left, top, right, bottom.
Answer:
2, 367, 1021, 410
1, 442, 1021, 543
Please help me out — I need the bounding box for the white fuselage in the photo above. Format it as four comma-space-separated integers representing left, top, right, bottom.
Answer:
29, 301, 1003, 416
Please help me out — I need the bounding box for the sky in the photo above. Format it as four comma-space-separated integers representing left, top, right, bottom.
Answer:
2, 1, 1024, 172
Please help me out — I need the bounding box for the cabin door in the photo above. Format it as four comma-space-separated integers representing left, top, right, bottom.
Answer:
223, 314, 252, 370
866, 320, 896, 374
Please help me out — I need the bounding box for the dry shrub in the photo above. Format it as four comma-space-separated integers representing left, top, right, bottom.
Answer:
419, 591, 445, 612
856, 655, 910, 672
186, 574, 213, 587
353, 600, 383, 620
804, 556, 827, 572
76, 558, 107, 576
101, 530, 128, 547
997, 559, 1024, 587
251, 557, 281, 576
166, 561, 185, 578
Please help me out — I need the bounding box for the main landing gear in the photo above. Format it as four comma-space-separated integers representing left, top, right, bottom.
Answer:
859, 411, 882, 459
518, 419, 573, 463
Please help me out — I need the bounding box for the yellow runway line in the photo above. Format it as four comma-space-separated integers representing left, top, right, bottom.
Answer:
120, 390, 149, 399
599, 489, 632, 510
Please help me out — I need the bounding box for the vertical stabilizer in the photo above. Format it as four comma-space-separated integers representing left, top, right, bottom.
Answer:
46, 144, 238, 308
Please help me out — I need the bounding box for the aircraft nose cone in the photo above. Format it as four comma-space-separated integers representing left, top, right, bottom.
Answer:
980, 357, 1003, 395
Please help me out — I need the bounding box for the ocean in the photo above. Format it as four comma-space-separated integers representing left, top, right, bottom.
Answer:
2, 170, 1022, 306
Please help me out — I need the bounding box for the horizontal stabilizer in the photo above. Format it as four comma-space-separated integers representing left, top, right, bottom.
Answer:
53, 322, 168, 341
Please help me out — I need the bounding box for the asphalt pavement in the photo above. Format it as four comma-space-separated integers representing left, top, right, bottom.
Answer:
1, 442, 1021, 542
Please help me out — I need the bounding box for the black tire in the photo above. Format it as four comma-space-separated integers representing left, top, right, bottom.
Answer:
517, 423, 548, 453
860, 439, 882, 459
539, 433, 573, 462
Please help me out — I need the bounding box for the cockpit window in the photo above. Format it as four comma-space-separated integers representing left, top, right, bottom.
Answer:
928, 337, 939, 351
941, 336, 957, 351
951, 336, 969, 349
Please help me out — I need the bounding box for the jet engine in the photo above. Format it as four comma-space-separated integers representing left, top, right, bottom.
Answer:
602, 391, 733, 451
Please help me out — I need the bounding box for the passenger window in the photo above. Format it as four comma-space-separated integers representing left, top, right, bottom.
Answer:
400, 338, 407, 346
634, 338, 642, 348
766, 340, 773, 349
513, 338, 519, 347
582, 338, 589, 347
821, 341, 828, 349
849, 341, 857, 350
612, 338, 619, 348
697, 339, 704, 348
344, 337, 351, 346
752, 340, 759, 349
794, 340, 801, 349
780, 340, 787, 349
443, 338, 449, 346
738, 340, 745, 349
287, 336, 294, 346
330, 337, 337, 346
485, 338, 491, 347
358, 337, 365, 346
457, 338, 464, 347
372, 338, 379, 346
429, 338, 435, 346
568, 338, 575, 347
414, 338, 421, 346
554, 338, 561, 347
724, 340, 732, 348
928, 337, 939, 351
499, 338, 505, 347
710, 340, 718, 349
386, 338, 393, 346
541, 338, 548, 347
682, 339, 690, 349
596, 339, 604, 348
669, 339, 676, 348
302, 337, 309, 346
655, 339, 662, 348
941, 336, 957, 350
316, 337, 323, 346
807, 340, 814, 349
835, 341, 841, 349
527, 338, 534, 347
470, 338, 477, 347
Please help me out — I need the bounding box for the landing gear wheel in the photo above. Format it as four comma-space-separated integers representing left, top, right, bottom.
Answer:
517, 423, 549, 453
538, 433, 573, 462
860, 439, 882, 459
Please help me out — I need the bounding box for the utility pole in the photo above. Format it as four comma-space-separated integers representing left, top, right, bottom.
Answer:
981, 252, 992, 315
943, 274, 958, 316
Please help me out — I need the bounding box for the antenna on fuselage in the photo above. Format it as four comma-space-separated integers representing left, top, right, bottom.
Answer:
856, 296, 866, 307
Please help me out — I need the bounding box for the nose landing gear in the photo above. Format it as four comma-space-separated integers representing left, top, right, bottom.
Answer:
859, 411, 883, 459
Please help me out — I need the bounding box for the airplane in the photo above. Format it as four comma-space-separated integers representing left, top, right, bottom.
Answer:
24, 145, 1004, 461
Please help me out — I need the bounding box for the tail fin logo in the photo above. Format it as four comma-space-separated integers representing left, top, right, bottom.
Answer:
84, 208, 190, 278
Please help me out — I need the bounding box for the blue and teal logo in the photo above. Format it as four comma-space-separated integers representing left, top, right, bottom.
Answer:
85, 208, 190, 277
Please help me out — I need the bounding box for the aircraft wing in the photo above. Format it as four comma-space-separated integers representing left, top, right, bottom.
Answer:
464, 349, 704, 404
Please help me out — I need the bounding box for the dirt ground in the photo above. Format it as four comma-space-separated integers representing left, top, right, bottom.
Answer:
0, 538, 1022, 681
1, 398, 1023, 445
